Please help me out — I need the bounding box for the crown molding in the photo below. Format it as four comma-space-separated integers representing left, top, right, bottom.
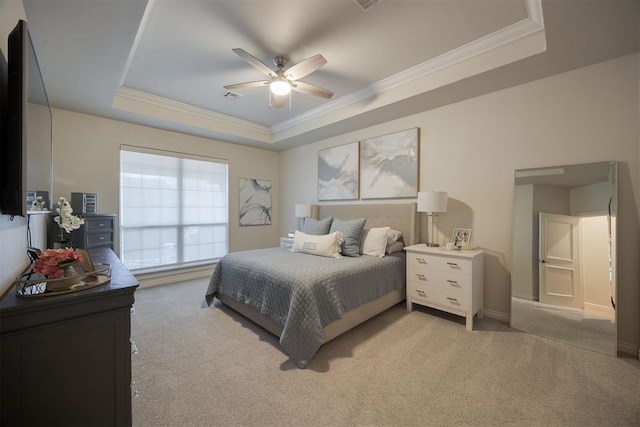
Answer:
272, 0, 545, 135
112, 86, 273, 143
112, 0, 544, 146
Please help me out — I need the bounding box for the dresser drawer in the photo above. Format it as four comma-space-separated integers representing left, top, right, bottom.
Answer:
407, 264, 471, 293
87, 231, 113, 247
406, 253, 471, 275
85, 217, 114, 232
408, 282, 470, 311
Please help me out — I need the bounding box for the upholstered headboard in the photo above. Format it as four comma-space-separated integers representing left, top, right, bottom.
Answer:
316, 203, 419, 246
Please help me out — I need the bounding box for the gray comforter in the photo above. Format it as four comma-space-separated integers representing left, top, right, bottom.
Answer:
204, 247, 405, 365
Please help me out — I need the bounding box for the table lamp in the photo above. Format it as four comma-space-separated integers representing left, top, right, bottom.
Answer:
417, 191, 448, 247
295, 203, 312, 231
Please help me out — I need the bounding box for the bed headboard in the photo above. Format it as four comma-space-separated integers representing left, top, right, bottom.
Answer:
316, 203, 419, 246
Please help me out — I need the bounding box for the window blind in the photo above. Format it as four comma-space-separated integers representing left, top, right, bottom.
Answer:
119, 146, 228, 271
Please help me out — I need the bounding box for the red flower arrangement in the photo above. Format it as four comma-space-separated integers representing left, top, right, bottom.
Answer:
32, 248, 82, 278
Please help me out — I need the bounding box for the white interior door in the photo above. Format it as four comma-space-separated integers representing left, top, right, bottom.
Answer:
539, 212, 582, 308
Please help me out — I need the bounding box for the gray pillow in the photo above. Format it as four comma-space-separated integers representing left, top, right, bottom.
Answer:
301, 216, 333, 235
330, 218, 367, 257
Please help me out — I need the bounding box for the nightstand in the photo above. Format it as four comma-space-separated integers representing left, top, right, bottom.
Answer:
280, 237, 294, 248
404, 244, 484, 331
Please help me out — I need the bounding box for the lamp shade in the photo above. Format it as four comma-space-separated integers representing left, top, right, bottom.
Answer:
417, 191, 448, 213
295, 203, 312, 218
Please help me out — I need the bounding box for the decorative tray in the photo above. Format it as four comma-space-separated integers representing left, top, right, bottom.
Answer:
15, 263, 111, 298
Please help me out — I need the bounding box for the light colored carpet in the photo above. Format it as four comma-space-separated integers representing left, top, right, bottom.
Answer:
511, 297, 616, 355
131, 279, 640, 427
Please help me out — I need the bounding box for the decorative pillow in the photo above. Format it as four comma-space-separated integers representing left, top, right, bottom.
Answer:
385, 240, 405, 254
329, 218, 367, 257
387, 229, 402, 246
362, 227, 391, 257
301, 216, 333, 235
292, 230, 342, 258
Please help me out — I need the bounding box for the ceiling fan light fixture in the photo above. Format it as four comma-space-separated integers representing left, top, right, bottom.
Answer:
270, 79, 291, 96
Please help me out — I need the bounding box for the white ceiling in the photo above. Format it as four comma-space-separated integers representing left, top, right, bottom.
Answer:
22, 0, 639, 151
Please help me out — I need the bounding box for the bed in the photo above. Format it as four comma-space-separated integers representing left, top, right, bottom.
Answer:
204, 203, 419, 367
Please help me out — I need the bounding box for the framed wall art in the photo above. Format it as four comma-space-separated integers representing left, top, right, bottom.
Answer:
318, 141, 359, 201
360, 128, 419, 199
239, 178, 272, 226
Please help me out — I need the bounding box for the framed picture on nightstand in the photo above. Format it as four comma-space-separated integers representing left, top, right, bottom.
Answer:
451, 228, 472, 250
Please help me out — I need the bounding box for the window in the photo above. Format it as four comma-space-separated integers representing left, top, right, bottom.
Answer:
120, 146, 228, 271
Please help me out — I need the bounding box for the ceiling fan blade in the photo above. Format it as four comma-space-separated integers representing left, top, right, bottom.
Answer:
272, 94, 287, 109
284, 54, 327, 81
291, 81, 333, 99
224, 80, 269, 90
232, 48, 275, 77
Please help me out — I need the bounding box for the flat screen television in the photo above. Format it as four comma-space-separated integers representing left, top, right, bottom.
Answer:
0, 48, 6, 179
1, 19, 52, 218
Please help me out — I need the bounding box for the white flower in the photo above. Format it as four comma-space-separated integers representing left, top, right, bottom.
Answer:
30, 196, 46, 211
54, 197, 85, 234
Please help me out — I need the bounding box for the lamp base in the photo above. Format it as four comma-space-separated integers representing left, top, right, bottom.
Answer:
426, 243, 440, 247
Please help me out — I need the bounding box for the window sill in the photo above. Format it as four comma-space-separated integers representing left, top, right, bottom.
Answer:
134, 261, 217, 288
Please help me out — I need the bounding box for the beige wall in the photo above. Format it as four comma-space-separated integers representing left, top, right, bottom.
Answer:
280, 53, 640, 353
51, 109, 280, 257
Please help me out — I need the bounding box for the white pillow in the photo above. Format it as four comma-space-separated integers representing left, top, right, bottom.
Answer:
362, 227, 390, 257
387, 229, 402, 246
292, 230, 343, 258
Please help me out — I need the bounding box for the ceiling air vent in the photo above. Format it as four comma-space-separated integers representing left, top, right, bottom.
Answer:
353, 0, 383, 11
221, 90, 241, 100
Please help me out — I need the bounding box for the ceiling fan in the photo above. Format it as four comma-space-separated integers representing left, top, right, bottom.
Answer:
224, 48, 334, 108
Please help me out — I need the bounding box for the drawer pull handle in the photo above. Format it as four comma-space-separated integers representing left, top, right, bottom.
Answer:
447, 262, 459, 267
416, 257, 427, 264
416, 273, 426, 280
446, 297, 458, 302
447, 280, 459, 286
99, 223, 105, 227
416, 290, 426, 296
99, 237, 105, 240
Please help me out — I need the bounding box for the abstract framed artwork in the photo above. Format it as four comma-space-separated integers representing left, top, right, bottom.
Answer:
318, 142, 359, 201
239, 178, 272, 226
360, 128, 419, 199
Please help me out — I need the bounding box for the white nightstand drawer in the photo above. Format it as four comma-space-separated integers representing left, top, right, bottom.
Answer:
280, 237, 294, 248
408, 282, 470, 311
404, 244, 484, 331
407, 253, 471, 275
407, 265, 471, 293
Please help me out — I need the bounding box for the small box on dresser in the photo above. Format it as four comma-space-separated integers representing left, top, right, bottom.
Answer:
404, 244, 484, 331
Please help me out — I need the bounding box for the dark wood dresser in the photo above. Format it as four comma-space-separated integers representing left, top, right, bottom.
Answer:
0, 248, 138, 426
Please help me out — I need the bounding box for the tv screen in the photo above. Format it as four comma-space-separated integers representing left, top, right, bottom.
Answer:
1, 20, 52, 218
0, 49, 7, 173
1, 20, 27, 217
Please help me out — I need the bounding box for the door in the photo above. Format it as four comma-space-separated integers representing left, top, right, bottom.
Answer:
539, 212, 581, 308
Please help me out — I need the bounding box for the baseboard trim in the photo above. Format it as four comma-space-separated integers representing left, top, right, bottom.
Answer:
136, 264, 215, 288
483, 308, 510, 323
617, 340, 639, 358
